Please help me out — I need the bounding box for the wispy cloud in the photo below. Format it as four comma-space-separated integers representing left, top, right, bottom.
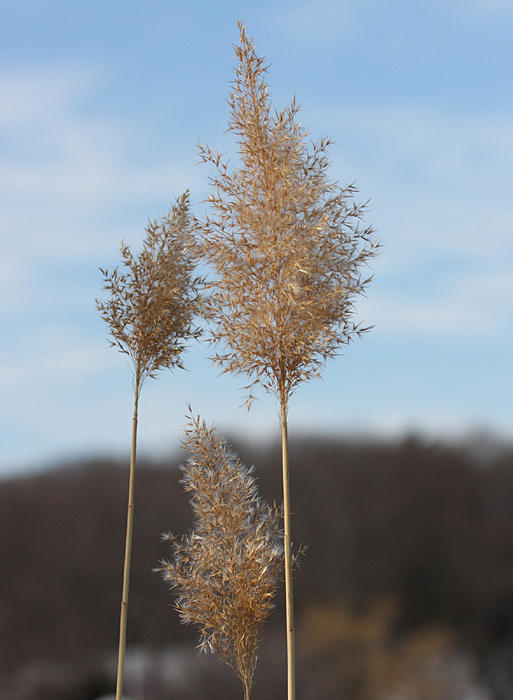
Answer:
299, 103, 513, 262
279, 0, 513, 39
0, 64, 199, 253
277, 0, 357, 38
0, 64, 98, 127
462, 0, 513, 15
0, 323, 119, 394
362, 267, 513, 339
1, 61, 200, 336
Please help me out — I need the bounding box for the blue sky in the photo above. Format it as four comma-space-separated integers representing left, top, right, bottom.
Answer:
1, 1, 512, 475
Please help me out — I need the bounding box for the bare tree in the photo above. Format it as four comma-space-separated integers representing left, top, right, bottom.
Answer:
194, 23, 379, 699
96, 191, 202, 700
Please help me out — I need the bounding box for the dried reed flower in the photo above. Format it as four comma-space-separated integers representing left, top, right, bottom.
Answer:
159, 412, 284, 700
194, 23, 379, 700
97, 190, 202, 395
96, 191, 202, 700
195, 25, 378, 408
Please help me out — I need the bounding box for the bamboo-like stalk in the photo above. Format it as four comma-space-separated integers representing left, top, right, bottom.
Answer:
280, 395, 295, 700
115, 375, 140, 700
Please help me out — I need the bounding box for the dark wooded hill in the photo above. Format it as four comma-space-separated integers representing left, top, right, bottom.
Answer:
2, 435, 513, 699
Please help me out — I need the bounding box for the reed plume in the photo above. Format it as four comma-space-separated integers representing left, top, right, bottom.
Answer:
96, 191, 202, 700
159, 412, 284, 700
194, 23, 379, 699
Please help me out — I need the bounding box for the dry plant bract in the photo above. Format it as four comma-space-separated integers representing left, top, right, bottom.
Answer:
159, 413, 284, 700
194, 23, 379, 700
96, 191, 202, 700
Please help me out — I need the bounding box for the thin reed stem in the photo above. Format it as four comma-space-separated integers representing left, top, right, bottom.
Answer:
280, 394, 295, 700
115, 374, 140, 700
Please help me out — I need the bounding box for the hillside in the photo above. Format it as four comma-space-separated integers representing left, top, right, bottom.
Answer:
2, 435, 513, 699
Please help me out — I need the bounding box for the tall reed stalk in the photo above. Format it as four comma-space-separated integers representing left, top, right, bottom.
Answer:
194, 24, 379, 699
280, 393, 295, 696
115, 369, 140, 698
96, 192, 201, 700
158, 412, 284, 700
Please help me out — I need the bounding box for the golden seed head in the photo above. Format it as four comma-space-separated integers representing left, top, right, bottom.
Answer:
158, 410, 285, 693
195, 24, 379, 407
96, 191, 203, 390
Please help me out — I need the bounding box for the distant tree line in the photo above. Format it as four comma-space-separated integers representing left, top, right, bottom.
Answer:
1, 435, 513, 698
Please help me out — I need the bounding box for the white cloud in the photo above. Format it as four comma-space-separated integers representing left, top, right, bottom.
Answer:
462, 0, 513, 15
279, 0, 513, 38
0, 259, 27, 312
0, 324, 119, 395
0, 64, 98, 127
320, 104, 513, 192
0, 64, 199, 248
0, 62, 201, 333
278, 0, 357, 38
361, 267, 513, 338
299, 103, 513, 264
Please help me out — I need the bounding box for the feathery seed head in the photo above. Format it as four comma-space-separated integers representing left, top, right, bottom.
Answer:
158, 411, 285, 696
195, 24, 379, 407
96, 191, 203, 391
